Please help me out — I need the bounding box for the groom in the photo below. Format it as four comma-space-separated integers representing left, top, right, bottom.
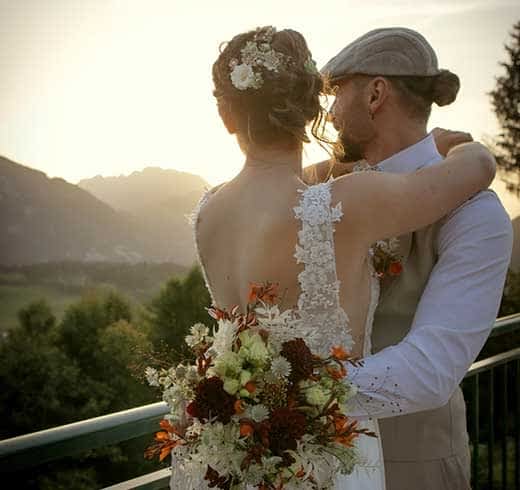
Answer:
309, 28, 513, 490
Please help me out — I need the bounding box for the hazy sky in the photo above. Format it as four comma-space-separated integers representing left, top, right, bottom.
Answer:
0, 0, 519, 191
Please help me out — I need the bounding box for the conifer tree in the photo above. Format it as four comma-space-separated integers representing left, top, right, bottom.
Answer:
490, 20, 520, 191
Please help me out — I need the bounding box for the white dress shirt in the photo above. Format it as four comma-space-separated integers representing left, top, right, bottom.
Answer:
348, 133, 514, 419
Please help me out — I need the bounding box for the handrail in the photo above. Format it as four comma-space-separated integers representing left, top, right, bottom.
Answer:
0, 402, 169, 473
0, 313, 519, 481
465, 346, 520, 377
488, 312, 520, 337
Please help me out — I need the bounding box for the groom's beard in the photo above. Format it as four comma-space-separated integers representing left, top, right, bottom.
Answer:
334, 131, 366, 163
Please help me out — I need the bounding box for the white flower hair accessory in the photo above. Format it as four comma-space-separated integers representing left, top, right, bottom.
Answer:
229, 26, 289, 91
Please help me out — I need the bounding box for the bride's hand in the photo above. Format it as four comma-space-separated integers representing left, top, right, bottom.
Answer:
303, 160, 355, 184
432, 127, 473, 157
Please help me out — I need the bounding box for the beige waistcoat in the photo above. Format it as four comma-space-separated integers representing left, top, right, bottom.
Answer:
371, 223, 472, 489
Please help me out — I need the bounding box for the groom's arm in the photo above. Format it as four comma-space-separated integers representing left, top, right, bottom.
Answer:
346, 190, 513, 419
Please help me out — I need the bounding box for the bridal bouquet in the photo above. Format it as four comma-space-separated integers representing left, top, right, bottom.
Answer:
144, 283, 374, 489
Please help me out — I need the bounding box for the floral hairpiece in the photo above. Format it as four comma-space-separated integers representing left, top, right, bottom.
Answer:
229, 26, 287, 91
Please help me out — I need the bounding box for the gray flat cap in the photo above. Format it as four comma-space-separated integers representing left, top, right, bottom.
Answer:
322, 27, 443, 80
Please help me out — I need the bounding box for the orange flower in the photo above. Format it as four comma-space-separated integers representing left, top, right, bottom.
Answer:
159, 419, 183, 437
234, 399, 245, 414
332, 414, 360, 447
144, 427, 185, 462
334, 432, 359, 447
333, 413, 349, 432
240, 422, 255, 437
330, 345, 350, 361
389, 261, 403, 276
244, 381, 256, 393
248, 282, 279, 304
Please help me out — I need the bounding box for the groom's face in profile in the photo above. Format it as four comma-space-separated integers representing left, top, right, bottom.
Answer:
330, 76, 376, 162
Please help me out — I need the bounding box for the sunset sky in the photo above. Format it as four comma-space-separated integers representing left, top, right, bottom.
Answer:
1, 0, 519, 212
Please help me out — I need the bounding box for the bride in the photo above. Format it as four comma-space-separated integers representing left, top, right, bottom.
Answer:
173, 26, 495, 489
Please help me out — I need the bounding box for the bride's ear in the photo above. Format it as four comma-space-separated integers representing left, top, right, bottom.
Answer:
217, 101, 237, 134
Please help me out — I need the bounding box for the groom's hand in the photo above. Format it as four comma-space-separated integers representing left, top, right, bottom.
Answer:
432, 127, 473, 157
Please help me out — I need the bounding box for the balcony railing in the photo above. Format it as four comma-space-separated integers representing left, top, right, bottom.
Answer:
1, 314, 520, 490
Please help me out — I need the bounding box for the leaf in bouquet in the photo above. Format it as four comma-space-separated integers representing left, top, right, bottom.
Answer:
354, 426, 378, 438
208, 306, 230, 321
248, 281, 280, 305
325, 363, 347, 380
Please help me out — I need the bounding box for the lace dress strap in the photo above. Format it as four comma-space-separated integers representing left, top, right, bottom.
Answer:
292, 182, 353, 356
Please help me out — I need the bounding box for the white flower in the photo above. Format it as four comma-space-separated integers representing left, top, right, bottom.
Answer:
260, 50, 282, 71
175, 364, 187, 379
185, 322, 209, 347
269, 356, 292, 379
249, 404, 270, 422
185, 419, 204, 438
230, 63, 262, 90
241, 41, 261, 65
185, 365, 199, 383
145, 366, 159, 387
211, 319, 239, 356
388, 237, 400, 251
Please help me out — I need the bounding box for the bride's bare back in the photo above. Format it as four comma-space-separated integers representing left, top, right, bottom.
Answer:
197, 167, 372, 356
196, 143, 494, 358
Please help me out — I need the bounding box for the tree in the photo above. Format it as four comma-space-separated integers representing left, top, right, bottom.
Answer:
17, 299, 55, 337
146, 265, 210, 361
490, 20, 520, 192
1, 291, 157, 489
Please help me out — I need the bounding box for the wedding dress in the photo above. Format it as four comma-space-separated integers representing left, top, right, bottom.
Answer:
171, 181, 386, 490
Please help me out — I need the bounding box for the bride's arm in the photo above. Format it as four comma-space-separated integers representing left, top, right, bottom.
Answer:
335, 142, 495, 244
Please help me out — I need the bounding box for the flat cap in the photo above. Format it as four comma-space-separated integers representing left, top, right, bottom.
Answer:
322, 27, 445, 79
321, 27, 460, 105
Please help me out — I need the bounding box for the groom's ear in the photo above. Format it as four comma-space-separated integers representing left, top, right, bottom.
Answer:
367, 77, 390, 115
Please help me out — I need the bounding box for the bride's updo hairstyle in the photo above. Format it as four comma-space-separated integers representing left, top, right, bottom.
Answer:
212, 26, 328, 148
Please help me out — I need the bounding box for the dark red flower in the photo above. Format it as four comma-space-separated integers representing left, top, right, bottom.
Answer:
204, 465, 232, 489
281, 338, 315, 383
268, 407, 307, 456
187, 376, 236, 424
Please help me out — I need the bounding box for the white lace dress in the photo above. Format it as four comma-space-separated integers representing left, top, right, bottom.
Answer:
172, 181, 386, 490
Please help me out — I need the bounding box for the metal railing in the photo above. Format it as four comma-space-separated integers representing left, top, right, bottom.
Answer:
463, 347, 520, 489
1, 314, 520, 489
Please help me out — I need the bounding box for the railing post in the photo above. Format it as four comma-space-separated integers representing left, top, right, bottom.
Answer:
489, 368, 495, 488
473, 374, 480, 489
515, 359, 519, 490
502, 364, 508, 490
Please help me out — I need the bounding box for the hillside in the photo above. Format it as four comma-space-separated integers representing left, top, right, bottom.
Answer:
0, 156, 148, 265
0, 158, 205, 265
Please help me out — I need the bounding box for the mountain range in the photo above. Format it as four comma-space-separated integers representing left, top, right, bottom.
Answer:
0, 157, 208, 266
2, 155, 520, 270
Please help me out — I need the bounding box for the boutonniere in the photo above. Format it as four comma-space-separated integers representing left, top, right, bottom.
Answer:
371, 238, 403, 279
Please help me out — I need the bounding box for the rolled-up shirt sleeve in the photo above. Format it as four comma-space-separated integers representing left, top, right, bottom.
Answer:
346, 190, 513, 419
